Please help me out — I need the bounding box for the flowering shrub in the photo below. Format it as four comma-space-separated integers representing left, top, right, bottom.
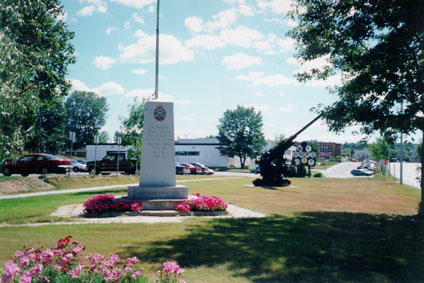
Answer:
1, 236, 185, 283
83, 194, 143, 215
175, 194, 228, 212
156, 261, 185, 283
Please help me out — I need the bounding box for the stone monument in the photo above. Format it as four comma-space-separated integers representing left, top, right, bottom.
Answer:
126, 100, 188, 210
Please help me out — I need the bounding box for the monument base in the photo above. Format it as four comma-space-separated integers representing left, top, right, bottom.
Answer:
127, 185, 188, 200
122, 185, 188, 211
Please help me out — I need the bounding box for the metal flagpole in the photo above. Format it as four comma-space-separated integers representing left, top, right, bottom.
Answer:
154, 0, 160, 99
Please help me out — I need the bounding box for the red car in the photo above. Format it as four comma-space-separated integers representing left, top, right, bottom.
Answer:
179, 162, 202, 174
2, 154, 71, 176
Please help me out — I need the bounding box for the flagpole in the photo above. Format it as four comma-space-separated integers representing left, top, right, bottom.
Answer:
154, 0, 160, 99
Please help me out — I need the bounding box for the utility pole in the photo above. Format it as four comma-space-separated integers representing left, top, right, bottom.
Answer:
68, 132, 75, 177
154, 0, 160, 99
400, 101, 404, 184
116, 136, 121, 176
94, 135, 99, 176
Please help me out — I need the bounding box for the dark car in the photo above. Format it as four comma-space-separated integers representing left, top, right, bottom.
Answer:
250, 167, 260, 174
2, 154, 71, 176
176, 162, 190, 175
86, 153, 136, 175
351, 169, 373, 176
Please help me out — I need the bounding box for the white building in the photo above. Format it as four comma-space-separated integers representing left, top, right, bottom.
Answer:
174, 138, 256, 168
85, 138, 295, 168
86, 144, 133, 162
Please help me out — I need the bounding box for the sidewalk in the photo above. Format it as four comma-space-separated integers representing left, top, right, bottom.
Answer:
0, 177, 241, 200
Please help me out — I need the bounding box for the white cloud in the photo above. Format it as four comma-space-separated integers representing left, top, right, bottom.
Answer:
92, 81, 125, 96
185, 35, 226, 50
205, 9, 238, 32
124, 21, 131, 29
77, 5, 95, 16
125, 88, 175, 101
221, 53, 263, 70
220, 25, 264, 48
277, 38, 296, 51
280, 104, 295, 112
110, 0, 155, 9
235, 71, 264, 81
119, 33, 194, 64
131, 69, 148, 75
57, 11, 67, 22
106, 27, 118, 35
185, 16, 203, 33
286, 55, 342, 86
243, 104, 272, 114
69, 79, 125, 96
132, 12, 144, 24
93, 56, 117, 70
256, 91, 265, 97
77, 0, 107, 15
256, 0, 294, 15
69, 79, 91, 93
239, 4, 254, 16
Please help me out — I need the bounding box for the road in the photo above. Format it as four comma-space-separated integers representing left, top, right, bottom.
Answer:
314, 162, 368, 178
388, 162, 421, 189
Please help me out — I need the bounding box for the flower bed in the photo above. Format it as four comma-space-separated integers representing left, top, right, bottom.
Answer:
83, 194, 143, 216
1, 235, 185, 283
175, 194, 228, 214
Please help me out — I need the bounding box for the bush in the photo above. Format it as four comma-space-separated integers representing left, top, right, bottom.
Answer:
313, 172, 323, 178
175, 194, 228, 213
83, 194, 143, 215
0, 235, 155, 283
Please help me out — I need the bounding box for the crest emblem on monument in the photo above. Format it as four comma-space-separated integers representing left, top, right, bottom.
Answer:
154, 105, 166, 121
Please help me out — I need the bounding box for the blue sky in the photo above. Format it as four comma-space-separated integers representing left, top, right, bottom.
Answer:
62, 0, 398, 144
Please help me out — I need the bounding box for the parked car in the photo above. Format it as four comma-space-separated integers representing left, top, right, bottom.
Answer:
71, 160, 87, 172
86, 153, 136, 175
176, 162, 190, 175
190, 162, 214, 175
351, 169, 373, 176
2, 154, 71, 176
179, 162, 202, 174
250, 167, 260, 174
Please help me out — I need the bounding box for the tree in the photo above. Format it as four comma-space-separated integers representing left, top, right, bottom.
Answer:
369, 139, 389, 161
25, 97, 67, 154
65, 91, 109, 150
99, 131, 110, 144
118, 98, 145, 164
0, 0, 75, 161
288, 0, 424, 215
217, 106, 266, 168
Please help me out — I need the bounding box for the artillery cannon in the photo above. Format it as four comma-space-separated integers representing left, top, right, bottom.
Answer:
252, 114, 322, 187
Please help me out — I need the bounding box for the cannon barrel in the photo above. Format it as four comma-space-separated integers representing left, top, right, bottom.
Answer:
269, 113, 323, 155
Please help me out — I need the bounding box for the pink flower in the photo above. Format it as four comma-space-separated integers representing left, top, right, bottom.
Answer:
70, 266, 82, 278
125, 256, 138, 266
41, 248, 54, 262
63, 253, 73, 261
132, 270, 141, 279
2, 260, 20, 282
30, 264, 43, 275
110, 254, 120, 265
19, 256, 30, 269
14, 250, 24, 258
124, 266, 132, 273
19, 271, 32, 283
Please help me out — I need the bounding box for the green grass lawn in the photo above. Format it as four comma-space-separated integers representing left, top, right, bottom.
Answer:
0, 176, 423, 282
